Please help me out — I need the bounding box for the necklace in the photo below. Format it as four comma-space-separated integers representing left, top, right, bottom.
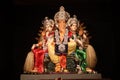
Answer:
55, 28, 68, 54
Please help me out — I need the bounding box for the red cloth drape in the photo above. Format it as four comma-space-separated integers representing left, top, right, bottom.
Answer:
32, 48, 46, 73
59, 54, 66, 69
68, 31, 73, 38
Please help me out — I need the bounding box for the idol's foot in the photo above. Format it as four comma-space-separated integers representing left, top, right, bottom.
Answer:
77, 70, 83, 74
86, 67, 97, 74
55, 63, 61, 72
76, 65, 83, 74
61, 68, 69, 73
30, 68, 38, 73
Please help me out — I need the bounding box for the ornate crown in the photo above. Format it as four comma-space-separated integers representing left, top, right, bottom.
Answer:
54, 6, 70, 23
67, 15, 79, 27
42, 17, 54, 28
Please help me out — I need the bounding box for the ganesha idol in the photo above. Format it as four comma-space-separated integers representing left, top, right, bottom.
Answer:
23, 6, 97, 74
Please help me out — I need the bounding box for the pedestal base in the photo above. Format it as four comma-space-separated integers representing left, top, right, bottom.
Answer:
20, 73, 102, 80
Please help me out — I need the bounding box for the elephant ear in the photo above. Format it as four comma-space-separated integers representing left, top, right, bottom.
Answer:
86, 44, 97, 69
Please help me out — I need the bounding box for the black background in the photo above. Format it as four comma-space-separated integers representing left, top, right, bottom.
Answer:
1, 0, 113, 80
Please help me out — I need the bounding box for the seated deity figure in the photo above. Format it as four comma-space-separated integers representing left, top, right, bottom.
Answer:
23, 6, 97, 74
67, 15, 83, 73
48, 6, 77, 73
67, 15, 97, 73
23, 17, 54, 73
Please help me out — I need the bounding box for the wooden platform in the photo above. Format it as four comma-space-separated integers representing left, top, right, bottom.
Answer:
20, 73, 102, 80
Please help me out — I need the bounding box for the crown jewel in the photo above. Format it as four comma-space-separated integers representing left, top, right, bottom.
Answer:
54, 6, 70, 22
67, 15, 79, 27
42, 17, 54, 28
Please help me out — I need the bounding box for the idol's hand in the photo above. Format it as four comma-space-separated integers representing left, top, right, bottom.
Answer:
31, 44, 37, 50
69, 38, 75, 42
76, 39, 83, 47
